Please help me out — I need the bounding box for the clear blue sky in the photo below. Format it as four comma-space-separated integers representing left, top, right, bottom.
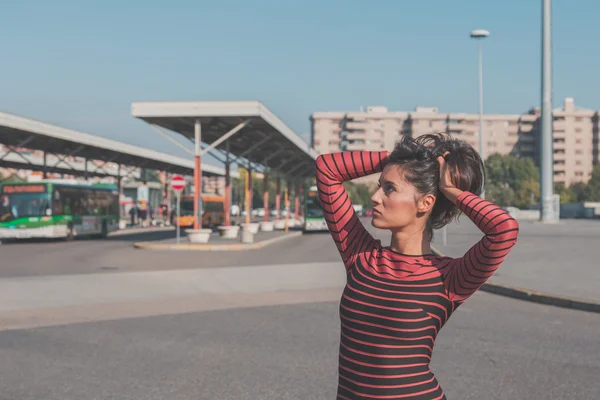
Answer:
1, 0, 598, 161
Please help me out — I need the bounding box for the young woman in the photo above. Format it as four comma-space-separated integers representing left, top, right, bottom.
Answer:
315, 133, 519, 399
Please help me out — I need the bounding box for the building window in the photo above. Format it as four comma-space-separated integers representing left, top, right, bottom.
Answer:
575, 150, 583, 155
576, 139, 582, 144
575, 128, 582, 133
576, 160, 582, 165
575, 171, 584, 177
576, 117, 583, 122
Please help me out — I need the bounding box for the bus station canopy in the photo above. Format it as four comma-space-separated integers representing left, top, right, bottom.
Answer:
0, 152, 134, 179
131, 101, 318, 178
0, 112, 230, 178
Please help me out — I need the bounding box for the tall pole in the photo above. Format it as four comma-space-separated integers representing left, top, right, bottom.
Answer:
225, 141, 231, 227
194, 119, 202, 230
478, 39, 485, 165
477, 40, 486, 199
540, 0, 556, 222
176, 192, 181, 244
471, 29, 489, 199
275, 176, 281, 221
263, 172, 269, 222
244, 169, 250, 226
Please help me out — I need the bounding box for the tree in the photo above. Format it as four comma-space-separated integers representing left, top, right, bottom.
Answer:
344, 182, 373, 208
484, 154, 540, 208
555, 183, 576, 204
581, 165, 600, 202
568, 182, 586, 202
232, 169, 312, 211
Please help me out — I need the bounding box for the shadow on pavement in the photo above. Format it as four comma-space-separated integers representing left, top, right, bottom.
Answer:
104, 230, 179, 243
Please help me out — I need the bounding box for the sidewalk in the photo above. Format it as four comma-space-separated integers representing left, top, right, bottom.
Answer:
431, 218, 600, 312
0, 261, 345, 331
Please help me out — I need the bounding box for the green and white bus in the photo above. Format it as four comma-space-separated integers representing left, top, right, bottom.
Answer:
0, 181, 119, 240
303, 185, 328, 232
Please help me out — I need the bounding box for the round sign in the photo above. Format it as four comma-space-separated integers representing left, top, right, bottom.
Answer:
170, 175, 186, 192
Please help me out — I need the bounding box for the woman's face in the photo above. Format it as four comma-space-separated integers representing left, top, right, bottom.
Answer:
370, 165, 423, 231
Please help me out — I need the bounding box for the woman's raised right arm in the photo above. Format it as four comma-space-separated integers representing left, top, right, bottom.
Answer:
315, 151, 388, 270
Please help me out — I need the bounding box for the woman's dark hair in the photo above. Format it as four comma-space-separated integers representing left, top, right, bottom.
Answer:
386, 132, 485, 239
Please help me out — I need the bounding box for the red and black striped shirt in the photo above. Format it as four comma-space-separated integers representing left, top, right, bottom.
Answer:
316, 151, 519, 399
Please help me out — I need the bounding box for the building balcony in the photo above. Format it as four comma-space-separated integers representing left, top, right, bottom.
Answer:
446, 122, 469, 131
553, 152, 566, 161
343, 132, 367, 141
553, 120, 566, 131
344, 121, 368, 130
349, 143, 383, 151
342, 142, 365, 151
553, 130, 566, 138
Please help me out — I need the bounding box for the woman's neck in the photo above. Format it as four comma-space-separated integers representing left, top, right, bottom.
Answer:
389, 226, 431, 256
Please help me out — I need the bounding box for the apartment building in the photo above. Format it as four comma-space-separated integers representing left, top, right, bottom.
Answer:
311, 98, 599, 187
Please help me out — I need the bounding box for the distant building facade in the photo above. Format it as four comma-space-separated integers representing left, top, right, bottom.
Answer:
311, 98, 599, 187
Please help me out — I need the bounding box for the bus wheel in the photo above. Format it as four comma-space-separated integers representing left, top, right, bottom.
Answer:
66, 224, 74, 241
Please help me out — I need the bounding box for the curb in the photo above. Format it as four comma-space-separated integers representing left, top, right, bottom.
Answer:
110, 226, 174, 237
431, 245, 600, 314
133, 231, 303, 251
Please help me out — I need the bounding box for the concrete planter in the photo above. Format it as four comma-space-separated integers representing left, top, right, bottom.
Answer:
259, 221, 274, 232
241, 223, 260, 234
274, 220, 287, 230
217, 225, 240, 239
241, 229, 254, 243
119, 220, 127, 230
185, 229, 213, 244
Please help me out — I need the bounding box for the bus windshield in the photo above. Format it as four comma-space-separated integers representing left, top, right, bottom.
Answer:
305, 195, 323, 218
180, 200, 224, 215
180, 200, 195, 216
1, 193, 51, 222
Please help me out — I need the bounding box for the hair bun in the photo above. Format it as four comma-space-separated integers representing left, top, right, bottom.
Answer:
416, 148, 433, 161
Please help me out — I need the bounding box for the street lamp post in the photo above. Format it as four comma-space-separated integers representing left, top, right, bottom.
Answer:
540, 0, 557, 222
471, 29, 490, 198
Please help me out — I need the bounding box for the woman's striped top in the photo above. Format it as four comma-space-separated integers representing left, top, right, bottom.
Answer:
315, 151, 519, 399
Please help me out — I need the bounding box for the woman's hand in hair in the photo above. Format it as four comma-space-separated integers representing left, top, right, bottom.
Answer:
437, 151, 463, 203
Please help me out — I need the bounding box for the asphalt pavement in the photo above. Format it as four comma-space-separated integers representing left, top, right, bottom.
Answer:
0, 229, 339, 278
0, 220, 598, 399
0, 293, 598, 400
430, 218, 600, 304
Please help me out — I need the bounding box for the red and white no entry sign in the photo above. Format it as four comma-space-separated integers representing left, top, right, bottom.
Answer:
170, 175, 186, 192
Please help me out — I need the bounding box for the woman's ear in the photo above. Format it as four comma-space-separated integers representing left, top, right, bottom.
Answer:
418, 194, 436, 213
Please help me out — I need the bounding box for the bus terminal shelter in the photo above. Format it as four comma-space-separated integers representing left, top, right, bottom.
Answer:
132, 101, 318, 229
0, 111, 231, 196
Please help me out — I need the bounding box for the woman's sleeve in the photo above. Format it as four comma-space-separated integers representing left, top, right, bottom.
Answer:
315, 151, 388, 270
443, 192, 520, 303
